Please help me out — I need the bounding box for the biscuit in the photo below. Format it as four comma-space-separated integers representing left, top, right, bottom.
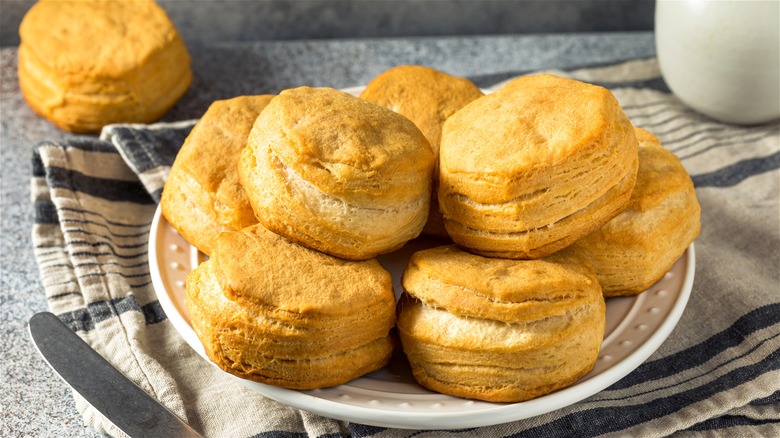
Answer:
397, 245, 605, 402
564, 128, 701, 296
186, 224, 397, 389
239, 86, 435, 260
360, 65, 483, 238
18, 0, 192, 133
439, 74, 638, 259
161, 95, 274, 256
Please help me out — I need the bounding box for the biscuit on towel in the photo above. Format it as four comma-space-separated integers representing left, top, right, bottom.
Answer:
397, 245, 605, 402
186, 224, 397, 389
239, 86, 435, 260
161, 95, 274, 256
360, 65, 483, 238
18, 0, 192, 133
439, 74, 639, 259
564, 128, 701, 296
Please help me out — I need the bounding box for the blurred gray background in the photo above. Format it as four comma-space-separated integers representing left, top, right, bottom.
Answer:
1, 0, 655, 46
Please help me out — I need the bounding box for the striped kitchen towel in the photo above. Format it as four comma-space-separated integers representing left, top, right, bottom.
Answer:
31, 58, 780, 437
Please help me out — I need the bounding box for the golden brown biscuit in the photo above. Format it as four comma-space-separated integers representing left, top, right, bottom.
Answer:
239, 86, 435, 260
360, 65, 484, 238
439, 74, 639, 259
161, 95, 274, 256
18, 0, 192, 133
563, 128, 701, 296
186, 224, 397, 389
397, 245, 605, 402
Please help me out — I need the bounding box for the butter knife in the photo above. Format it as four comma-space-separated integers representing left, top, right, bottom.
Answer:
28, 311, 203, 438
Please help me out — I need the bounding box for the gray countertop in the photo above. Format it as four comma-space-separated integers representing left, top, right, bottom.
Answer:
2, 0, 655, 46
1, 32, 655, 437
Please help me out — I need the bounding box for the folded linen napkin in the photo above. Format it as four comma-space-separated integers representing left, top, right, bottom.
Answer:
31, 58, 780, 437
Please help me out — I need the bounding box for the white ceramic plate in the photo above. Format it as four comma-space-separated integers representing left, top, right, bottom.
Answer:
149, 206, 695, 430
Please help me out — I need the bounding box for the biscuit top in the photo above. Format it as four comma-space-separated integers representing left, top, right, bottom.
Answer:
441, 74, 623, 175
213, 224, 394, 317
629, 128, 694, 212
249, 86, 434, 199
359, 65, 483, 153
402, 245, 601, 323
177, 95, 274, 202
19, 0, 181, 76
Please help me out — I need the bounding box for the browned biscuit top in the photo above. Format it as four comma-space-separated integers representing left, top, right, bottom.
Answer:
176, 95, 275, 202
160, 95, 274, 254
441, 74, 623, 177
402, 245, 601, 323
213, 224, 394, 318
253, 86, 434, 201
360, 65, 483, 153
20, 0, 181, 77
561, 127, 700, 296
629, 127, 694, 212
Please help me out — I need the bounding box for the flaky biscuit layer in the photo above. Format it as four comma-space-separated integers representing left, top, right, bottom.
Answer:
239, 87, 435, 260
161, 95, 274, 255
186, 224, 396, 389
564, 128, 701, 296
398, 246, 605, 402
439, 74, 638, 259
18, 0, 192, 132
360, 65, 483, 238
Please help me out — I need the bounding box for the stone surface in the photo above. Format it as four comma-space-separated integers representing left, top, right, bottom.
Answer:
1, 0, 655, 46
0, 33, 654, 436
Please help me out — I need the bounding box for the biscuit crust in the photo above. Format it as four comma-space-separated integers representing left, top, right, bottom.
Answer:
18, 0, 192, 133
239, 87, 435, 260
186, 224, 397, 389
397, 246, 605, 402
564, 128, 701, 296
361, 65, 483, 238
439, 74, 638, 259
161, 95, 274, 255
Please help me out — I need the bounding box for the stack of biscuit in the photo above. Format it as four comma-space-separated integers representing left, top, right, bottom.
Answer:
166, 85, 435, 389
186, 224, 396, 389
393, 73, 699, 403
18, 0, 192, 133
437, 74, 639, 259
159, 65, 700, 400
238, 86, 435, 260
397, 246, 606, 402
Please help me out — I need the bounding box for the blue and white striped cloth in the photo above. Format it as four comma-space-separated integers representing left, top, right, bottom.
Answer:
31, 58, 780, 437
